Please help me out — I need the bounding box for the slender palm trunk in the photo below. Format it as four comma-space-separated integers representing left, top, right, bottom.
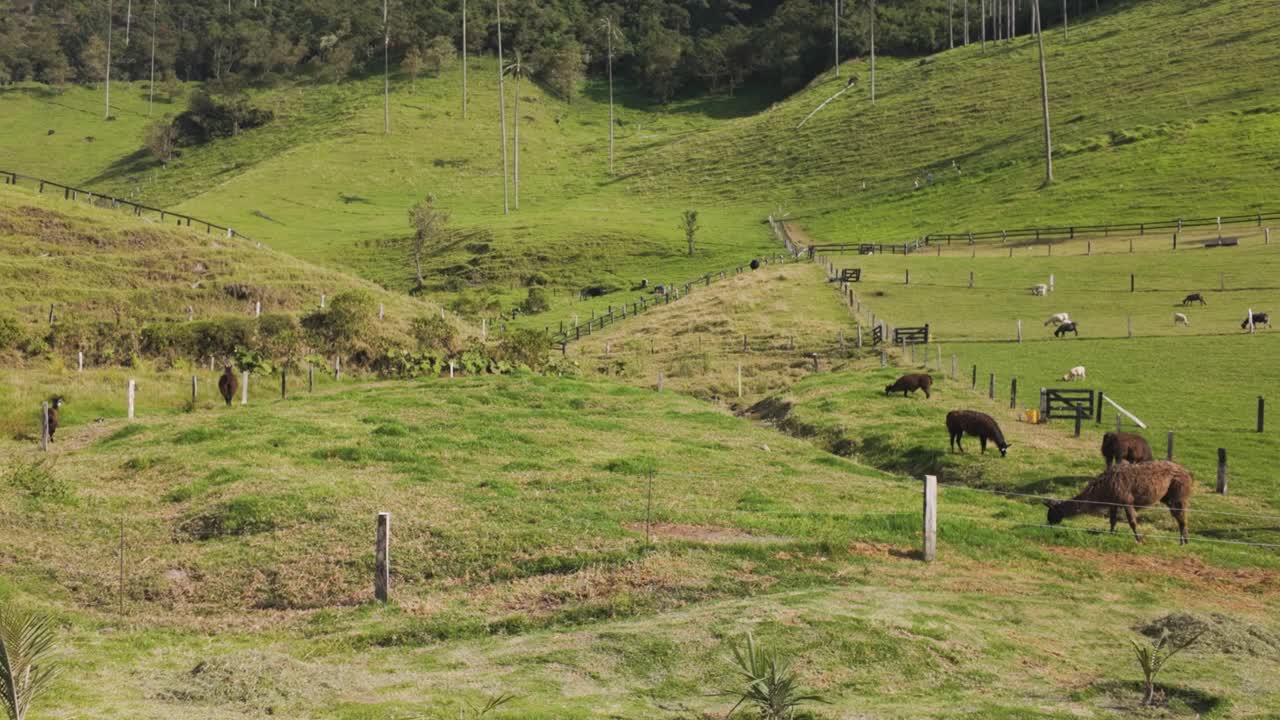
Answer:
125, 0, 132, 46
1033, 0, 1053, 183
497, 0, 509, 214
949, 0, 954, 49
1062, 0, 1069, 40
980, 0, 986, 50
148, 0, 157, 116
963, 0, 969, 45
468, 0, 473, 119
513, 69, 520, 210
833, 0, 840, 76
382, 0, 390, 134
869, 0, 876, 103
606, 23, 615, 174
105, 0, 113, 119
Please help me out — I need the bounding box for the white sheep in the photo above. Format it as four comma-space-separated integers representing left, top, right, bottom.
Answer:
1032, 284, 1048, 296
1062, 366, 1086, 381
1174, 312, 1190, 326
1044, 312, 1071, 326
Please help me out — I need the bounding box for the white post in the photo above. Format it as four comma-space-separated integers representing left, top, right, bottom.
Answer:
1049, 273, 1054, 292
657, 372, 664, 392
379, 303, 385, 321
254, 300, 261, 318
449, 361, 455, 379
334, 356, 342, 379
737, 363, 743, 398
78, 351, 84, 372
320, 292, 326, 308
1016, 319, 1022, 343
923, 475, 937, 562
241, 370, 249, 405
127, 379, 136, 419
482, 318, 488, 340
1248, 307, 1256, 334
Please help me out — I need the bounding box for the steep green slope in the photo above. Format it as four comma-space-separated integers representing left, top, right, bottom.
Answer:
632, 0, 1280, 238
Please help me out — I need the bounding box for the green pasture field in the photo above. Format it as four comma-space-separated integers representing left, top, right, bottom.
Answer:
3, 373, 1279, 718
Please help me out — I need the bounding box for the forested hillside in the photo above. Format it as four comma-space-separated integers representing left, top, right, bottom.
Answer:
3, 0, 1111, 101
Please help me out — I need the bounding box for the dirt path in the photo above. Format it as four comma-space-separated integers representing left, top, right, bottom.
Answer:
782, 222, 818, 249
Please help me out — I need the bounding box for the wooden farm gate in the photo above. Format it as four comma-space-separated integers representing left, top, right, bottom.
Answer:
840, 268, 862, 282
871, 325, 885, 346
1044, 389, 1095, 420
893, 325, 930, 345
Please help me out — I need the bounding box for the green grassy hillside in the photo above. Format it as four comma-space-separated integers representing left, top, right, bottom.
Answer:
633, 0, 1280, 240
4, 374, 1279, 718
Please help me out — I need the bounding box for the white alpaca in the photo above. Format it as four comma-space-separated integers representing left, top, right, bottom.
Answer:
1174, 312, 1190, 326
1062, 366, 1086, 381
1044, 313, 1071, 326
1032, 284, 1048, 296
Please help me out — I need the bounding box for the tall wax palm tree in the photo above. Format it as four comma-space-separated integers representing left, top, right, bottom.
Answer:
504, 51, 531, 210
496, 0, 509, 214
598, 16, 623, 175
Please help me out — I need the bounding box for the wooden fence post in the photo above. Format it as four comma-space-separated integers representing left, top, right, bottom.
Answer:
657, 372, 664, 392
905, 269, 910, 285
309, 365, 315, 393
737, 364, 743, 398
1074, 405, 1083, 437
281, 368, 287, 399
951, 355, 957, 379
1266, 228, 1271, 245
968, 271, 974, 289
379, 304, 385, 321
40, 402, 50, 451
1258, 396, 1265, 433
1130, 274, 1135, 293
971, 365, 977, 390
127, 379, 136, 419
1096, 392, 1105, 423
1127, 316, 1133, 338
811, 355, 820, 373
880, 350, 887, 368
1016, 320, 1022, 343
936, 345, 942, 373
922, 475, 937, 563
1039, 388, 1048, 421
191, 376, 198, 406
241, 371, 249, 405
374, 512, 390, 602
1216, 448, 1228, 494
1166, 431, 1174, 460
334, 357, 341, 380
988, 373, 995, 399
78, 351, 84, 372
1010, 378, 1017, 409
857, 325, 863, 348
742, 334, 748, 352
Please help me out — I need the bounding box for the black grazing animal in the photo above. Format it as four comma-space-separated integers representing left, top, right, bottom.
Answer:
1101, 431, 1153, 469
749, 258, 761, 270
1046, 461, 1194, 544
45, 396, 64, 442
1054, 321, 1079, 338
946, 410, 1011, 457
885, 373, 933, 399
1242, 312, 1271, 330
218, 366, 239, 406
1181, 293, 1207, 306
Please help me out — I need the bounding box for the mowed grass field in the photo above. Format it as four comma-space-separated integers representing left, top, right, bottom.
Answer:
3, 373, 1280, 718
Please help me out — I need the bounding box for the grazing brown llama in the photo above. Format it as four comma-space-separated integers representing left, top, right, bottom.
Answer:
1046, 461, 1193, 544
885, 373, 933, 399
1101, 431, 1153, 469
45, 396, 64, 442
218, 366, 239, 406
946, 410, 1011, 457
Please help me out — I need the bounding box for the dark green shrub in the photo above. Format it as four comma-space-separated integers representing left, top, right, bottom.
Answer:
302, 290, 374, 352
0, 314, 23, 351
520, 287, 551, 315
498, 329, 549, 371
410, 314, 460, 353
172, 91, 274, 145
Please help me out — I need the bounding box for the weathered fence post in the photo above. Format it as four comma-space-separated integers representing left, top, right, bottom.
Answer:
923, 475, 937, 563
857, 325, 863, 348
334, 356, 341, 380
1258, 396, 1265, 433
988, 373, 995, 400
1166, 431, 1174, 460
737, 364, 743, 398
1096, 392, 1105, 423
481, 318, 488, 341
951, 355, 957, 379
1216, 448, 1228, 494
742, 334, 748, 352
254, 300, 261, 318
1074, 405, 1083, 437
309, 366, 315, 393
1039, 388, 1048, 421
1130, 274, 1135, 293
241, 370, 249, 405
320, 292, 326, 308
1016, 320, 1022, 343
657, 372, 664, 392
811, 355, 820, 373
1010, 378, 1018, 410
1049, 274, 1055, 292
379, 303, 385, 321
78, 351, 84, 372
281, 368, 287, 399
40, 402, 50, 452
971, 365, 977, 390
936, 345, 942, 373
191, 375, 198, 406
374, 512, 390, 602
905, 269, 910, 285
968, 271, 974, 289
1127, 316, 1133, 338
880, 349, 887, 368
127, 379, 136, 420
1266, 228, 1271, 245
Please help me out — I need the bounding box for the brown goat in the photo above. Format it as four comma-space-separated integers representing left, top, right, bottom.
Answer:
1101, 431, 1153, 469
1046, 461, 1193, 544
885, 373, 932, 399
218, 366, 238, 406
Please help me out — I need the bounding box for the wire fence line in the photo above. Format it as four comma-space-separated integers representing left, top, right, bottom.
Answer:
1, 168, 254, 243
925, 210, 1280, 245
949, 485, 1280, 523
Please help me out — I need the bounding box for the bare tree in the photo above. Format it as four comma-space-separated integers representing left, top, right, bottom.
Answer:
504, 51, 530, 211
599, 16, 622, 175
105, 0, 113, 119
408, 195, 449, 291
496, 0, 509, 214
148, 0, 157, 116
869, 0, 876, 103
681, 210, 699, 256
382, 0, 390, 134
1033, 0, 1053, 184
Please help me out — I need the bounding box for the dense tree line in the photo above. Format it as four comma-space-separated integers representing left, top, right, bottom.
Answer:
2, 0, 1108, 101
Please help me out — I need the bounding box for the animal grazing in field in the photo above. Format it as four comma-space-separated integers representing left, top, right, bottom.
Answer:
1046, 461, 1193, 544
1044, 313, 1071, 326
1101, 431, 1153, 469
1173, 312, 1190, 326
946, 410, 1011, 457
1054, 322, 1079, 338
1061, 365, 1086, 381
218, 366, 239, 406
750, 258, 761, 270
1032, 284, 1048, 296
1242, 312, 1271, 330
885, 373, 933, 399
1181, 293, 1207, 306
44, 396, 64, 442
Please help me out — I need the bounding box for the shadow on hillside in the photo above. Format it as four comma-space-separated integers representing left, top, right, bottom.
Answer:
581, 81, 779, 120
83, 148, 154, 187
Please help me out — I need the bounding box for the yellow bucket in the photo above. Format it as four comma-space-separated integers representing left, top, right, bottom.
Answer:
1025, 409, 1040, 424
